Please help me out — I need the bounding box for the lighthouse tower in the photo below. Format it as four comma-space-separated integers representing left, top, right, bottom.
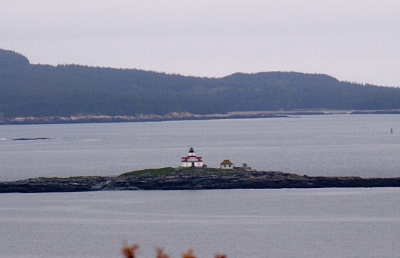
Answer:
181, 147, 203, 168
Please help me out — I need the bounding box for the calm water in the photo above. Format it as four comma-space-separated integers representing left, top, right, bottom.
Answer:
0, 114, 399, 181
1, 188, 400, 258
1, 115, 400, 257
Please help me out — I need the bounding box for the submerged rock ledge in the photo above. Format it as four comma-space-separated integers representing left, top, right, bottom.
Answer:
1, 170, 400, 193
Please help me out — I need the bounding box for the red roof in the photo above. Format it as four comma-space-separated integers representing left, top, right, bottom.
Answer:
182, 156, 203, 162
220, 159, 233, 165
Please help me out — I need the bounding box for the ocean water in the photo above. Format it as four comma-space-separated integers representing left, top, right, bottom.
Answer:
1, 115, 400, 258
0, 114, 400, 181
1, 188, 400, 258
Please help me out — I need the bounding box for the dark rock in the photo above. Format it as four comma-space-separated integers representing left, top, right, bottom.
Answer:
12, 138, 50, 141
2, 171, 400, 193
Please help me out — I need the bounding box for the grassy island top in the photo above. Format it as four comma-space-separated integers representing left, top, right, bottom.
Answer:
118, 167, 228, 178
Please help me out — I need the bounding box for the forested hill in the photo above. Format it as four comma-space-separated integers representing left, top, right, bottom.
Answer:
1, 48, 400, 120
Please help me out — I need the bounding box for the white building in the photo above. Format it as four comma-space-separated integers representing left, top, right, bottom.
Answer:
220, 159, 234, 170
181, 147, 204, 168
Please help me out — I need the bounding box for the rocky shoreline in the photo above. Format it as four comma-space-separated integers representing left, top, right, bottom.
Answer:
1, 170, 400, 193
0, 112, 287, 125
2, 109, 400, 125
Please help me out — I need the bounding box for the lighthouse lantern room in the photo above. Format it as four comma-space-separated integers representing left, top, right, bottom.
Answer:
181, 147, 203, 168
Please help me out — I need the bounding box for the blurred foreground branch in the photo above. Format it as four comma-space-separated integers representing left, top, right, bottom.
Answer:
122, 243, 227, 258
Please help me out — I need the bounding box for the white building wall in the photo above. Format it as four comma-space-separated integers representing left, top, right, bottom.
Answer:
182, 162, 191, 167
221, 164, 233, 170
181, 161, 203, 167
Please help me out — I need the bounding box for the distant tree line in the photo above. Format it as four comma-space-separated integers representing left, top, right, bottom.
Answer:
1, 48, 400, 118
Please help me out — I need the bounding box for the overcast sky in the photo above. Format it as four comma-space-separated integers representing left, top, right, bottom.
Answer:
1, 0, 400, 86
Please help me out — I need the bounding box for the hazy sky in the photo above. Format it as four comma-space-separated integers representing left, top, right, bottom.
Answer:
1, 1, 400, 86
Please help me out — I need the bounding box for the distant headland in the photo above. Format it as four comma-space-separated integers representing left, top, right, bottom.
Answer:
1, 48, 400, 125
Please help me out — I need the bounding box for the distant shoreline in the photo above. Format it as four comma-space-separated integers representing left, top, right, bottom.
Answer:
1, 109, 400, 125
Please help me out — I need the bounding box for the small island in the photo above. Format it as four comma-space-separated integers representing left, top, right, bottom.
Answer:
1, 167, 400, 193
2, 148, 400, 193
